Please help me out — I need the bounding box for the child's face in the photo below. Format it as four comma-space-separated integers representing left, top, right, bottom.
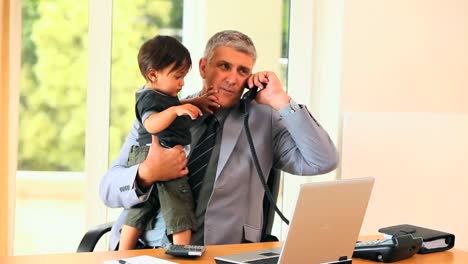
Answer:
154, 65, 189, 97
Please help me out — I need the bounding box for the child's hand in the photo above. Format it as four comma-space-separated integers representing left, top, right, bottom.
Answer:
192, 88, 220, 114
174, 104, 203, 120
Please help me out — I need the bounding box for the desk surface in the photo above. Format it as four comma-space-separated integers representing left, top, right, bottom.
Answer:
1, 242, 468, 264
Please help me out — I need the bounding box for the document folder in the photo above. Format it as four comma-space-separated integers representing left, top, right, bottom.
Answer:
378, 224, 455, 254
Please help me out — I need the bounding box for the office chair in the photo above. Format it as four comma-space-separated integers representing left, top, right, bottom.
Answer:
77, 169, 281, 252
77, 221, 114, 252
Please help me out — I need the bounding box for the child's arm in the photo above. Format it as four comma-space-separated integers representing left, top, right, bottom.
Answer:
182, 88, 220, 114
144, 104, 202, 134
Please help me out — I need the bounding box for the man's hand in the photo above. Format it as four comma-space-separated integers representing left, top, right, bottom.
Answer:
246, 71, 291, 110
137, 136, 188, 190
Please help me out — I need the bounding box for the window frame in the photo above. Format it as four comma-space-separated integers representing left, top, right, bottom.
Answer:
85, 0, 113, 231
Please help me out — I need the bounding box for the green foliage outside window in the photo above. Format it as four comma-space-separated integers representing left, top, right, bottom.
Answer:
19, 0, 183, 171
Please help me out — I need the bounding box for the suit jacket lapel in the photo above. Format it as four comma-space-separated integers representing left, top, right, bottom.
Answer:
216, 105, 244, 178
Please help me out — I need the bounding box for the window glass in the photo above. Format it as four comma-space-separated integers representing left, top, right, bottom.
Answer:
16, 0, 88, 255
280, 0, 290, 90
19, 0, 88, 172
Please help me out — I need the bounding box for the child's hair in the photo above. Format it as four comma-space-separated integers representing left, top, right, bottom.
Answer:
138, 35, 192, 81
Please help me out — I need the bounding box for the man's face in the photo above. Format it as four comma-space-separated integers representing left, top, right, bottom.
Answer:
199, 46, 255, 108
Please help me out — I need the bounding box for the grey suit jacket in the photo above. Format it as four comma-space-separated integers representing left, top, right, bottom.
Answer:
99, 101, 338, 249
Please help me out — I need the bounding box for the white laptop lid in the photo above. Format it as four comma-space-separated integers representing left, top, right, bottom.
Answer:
214, 177, 375, 264
279, 177, 374, 263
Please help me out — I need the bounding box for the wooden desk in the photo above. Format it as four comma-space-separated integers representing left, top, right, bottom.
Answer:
1, 242, 467, 264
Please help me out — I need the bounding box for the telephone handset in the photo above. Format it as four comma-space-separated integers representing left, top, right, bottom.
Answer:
240, 85, 259, 115
241, 85, 259, 105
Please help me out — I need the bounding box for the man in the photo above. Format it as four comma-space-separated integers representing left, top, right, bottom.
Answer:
99, 30, 338, 249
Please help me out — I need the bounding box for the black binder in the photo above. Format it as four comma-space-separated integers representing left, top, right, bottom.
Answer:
378, 224, 455, 254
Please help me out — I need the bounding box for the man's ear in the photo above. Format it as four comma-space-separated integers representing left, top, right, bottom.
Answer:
147, 69, 159, 82
199, 58, 207, 79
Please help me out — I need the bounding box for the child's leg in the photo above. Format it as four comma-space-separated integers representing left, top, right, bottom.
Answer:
172, 229, 192, 245
121, 189, 161, 249
157, 177, 195, 245
119, 225, 142, 250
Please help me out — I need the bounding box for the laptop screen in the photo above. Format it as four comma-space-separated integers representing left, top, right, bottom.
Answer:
215, 177, 374, 264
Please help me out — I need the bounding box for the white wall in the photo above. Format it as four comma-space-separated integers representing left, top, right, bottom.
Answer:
339, 0, 468, 251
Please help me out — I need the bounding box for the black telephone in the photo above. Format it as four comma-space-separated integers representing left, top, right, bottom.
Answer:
353, 234, 422, 262
241, 83, 290, 226
240, 85, 259, 111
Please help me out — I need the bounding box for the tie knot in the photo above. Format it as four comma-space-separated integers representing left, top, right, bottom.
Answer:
205, 115, 219, 131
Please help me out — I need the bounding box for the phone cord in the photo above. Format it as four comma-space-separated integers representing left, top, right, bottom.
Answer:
243, 103, 290, 226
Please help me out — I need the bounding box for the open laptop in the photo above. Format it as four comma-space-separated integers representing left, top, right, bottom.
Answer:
214, 177, 375, 264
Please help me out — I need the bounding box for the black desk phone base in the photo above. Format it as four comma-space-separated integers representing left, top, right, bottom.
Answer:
353, 234, 422, 262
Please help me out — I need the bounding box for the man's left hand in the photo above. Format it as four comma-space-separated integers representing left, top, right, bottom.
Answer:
246, 71, 291, 110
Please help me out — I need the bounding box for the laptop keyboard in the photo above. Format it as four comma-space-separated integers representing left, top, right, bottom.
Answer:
244, 257, 279, 264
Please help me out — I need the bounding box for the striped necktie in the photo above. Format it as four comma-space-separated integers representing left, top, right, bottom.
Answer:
187, 115, 220, 205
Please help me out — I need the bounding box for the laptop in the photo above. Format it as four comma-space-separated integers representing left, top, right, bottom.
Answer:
214, 177, 375, 264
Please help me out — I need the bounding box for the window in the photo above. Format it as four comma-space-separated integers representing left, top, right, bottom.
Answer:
16, 0, 291, 254
17, 0, 89, 255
